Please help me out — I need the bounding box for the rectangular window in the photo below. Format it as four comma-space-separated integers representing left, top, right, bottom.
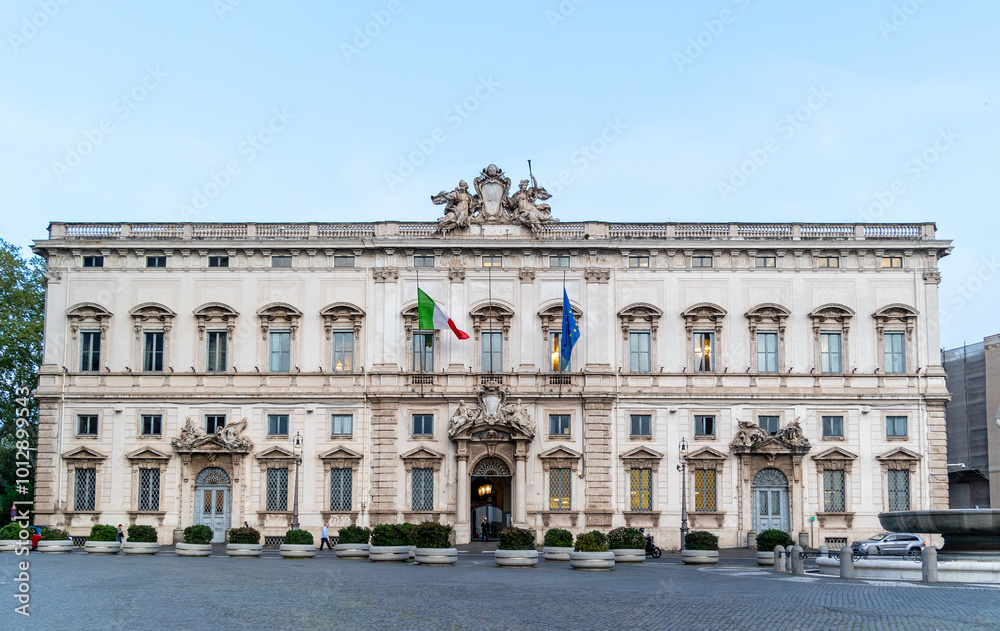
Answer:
755, 256, 776, 268
74, 468, 96, 511
205, 415, 226, 435
80, 331, 101, 372
629, 255, 649, 268
629, 331, 651, 373
481, 330, 503, 372
269, 331, 291, 372
208, 256, 229, 268
692, 255, 713, 268
412, 468, 433, 511
333, 255, 355, 268
145, 256, 166, 268
141, 414, 162, 436
884, 332, 906, 374
630, 468, 652, 511
549, 414, 571, 436
413, 254, 435, 268
756, 331, 778, 373
758, 415, 780, 435
886, 415, 908, 437
630, 414, 652, 437
693, 331, 714, 372
138, 468, 160, 511
820, 332, 842, 373
694, 415, 716, 437
77, 414, 99, 436
266, 468, 288, 511
823, 469, 846, 512
822, 416, 844, 438
549, 255, 570, 268
550, 331, 570, 372
881, 256, 903, 268
330, 468, 352, 511
694, 469, 717, 511
817, 256, 840, 268
412, 414, 433, 436
271, 255, 292, 268
82, 255, 103, 268
482, 255, 502, 268
887, 469, 910, 511
206, 331, 227, 373
267, 414, 289, 436
143, 331, 164, 372
413, 332, 434, 372
332, 414, 353, 436
332, 331, 354, 372
549, 468, 572, 511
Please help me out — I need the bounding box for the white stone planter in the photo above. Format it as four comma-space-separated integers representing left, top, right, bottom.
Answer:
611, 549, 646, 564
414, 548, 458, 566
279, 544, 317, 559
37, 540, 75, 554
409, 545, 416, 559
122, 542, 160, 555
84, 540, 121, 555
175, 542, 213, 557
226, 543, 263, 558
335, 543, 370, 559
681, 549, 719, 565
569, 551, 615, 571
756, 551, 775, 566
369, 545, 410, 562
0, 540, 22, 553
542, 546, 574, 561
494, 549, 539, 567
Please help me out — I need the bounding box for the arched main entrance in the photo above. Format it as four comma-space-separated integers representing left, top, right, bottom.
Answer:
753, 468, 789, 532
470, 457, 512, 540
194, 467, 231, 542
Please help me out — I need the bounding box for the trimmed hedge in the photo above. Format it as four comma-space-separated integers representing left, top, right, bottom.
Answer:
337, 525, 371, 545
89, 524, 119, 542
227, 526, 260, 545
127, 525, 158, 543
608, 527, 644, 550
0, 523, 24, 540
371, 524, 408, 547
685, 530, 718, 551
284, 529, 314, 545
183, 525, 214, 545
543, 528, 573, 548
411, 522, 451, 549
574, 530, 609, 552
397, 523, 416, 547
41, 527, 70, 541
756, 529, 795, 552
497, 527, 535, 551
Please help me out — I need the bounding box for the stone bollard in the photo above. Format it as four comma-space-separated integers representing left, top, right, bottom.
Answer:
774, 545, 785, 572
818, 545, 829, 556
921, 546, 938, 583
798, 531, 809, 548
785, 546, 793, 572
746, 530, 757, 550
790, 545, 804, 576
839, 546, 854, 579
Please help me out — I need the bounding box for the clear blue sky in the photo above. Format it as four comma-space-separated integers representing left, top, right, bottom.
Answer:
1, 1, 996, 349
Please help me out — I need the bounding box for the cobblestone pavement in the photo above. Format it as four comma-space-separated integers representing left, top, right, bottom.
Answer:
4, 549, 998, 630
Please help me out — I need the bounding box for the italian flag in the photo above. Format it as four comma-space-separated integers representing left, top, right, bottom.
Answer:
417, 288, 469, 339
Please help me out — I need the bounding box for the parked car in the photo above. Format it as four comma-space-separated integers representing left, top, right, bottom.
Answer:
851, 532, 926, 556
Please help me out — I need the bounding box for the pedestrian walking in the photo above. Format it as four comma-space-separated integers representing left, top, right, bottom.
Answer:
481, 517, 489, 542
117, 524, 124, 543
320, 523, 333, 550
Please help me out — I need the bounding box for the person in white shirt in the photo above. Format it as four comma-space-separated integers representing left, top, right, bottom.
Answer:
320, 523, 332, 550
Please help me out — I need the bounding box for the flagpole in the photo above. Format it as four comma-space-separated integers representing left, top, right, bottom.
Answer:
488, 262, 494, 374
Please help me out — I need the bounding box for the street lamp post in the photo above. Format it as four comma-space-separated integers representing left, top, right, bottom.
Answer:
677, 437, 689, 551
291, 431, 302, 531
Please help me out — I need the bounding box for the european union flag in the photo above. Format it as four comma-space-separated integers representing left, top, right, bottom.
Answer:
560, 288, 580, 367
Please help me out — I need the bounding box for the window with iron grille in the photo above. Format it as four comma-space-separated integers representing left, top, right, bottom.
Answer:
694, 415, 715, 437
630, 468, 652, 511
206, 331, 227, 372
629, 331, 650, 373
138, 468, 160, 511
549, 468, 571, 511
412, 414, 433, 436
412, 468, 433, 511
268, 414, 289, 436
887, 469, 910, 511
822, 416, 844, 438
266, 468, 289, 511
630, 414, 651, 437
75, 468, 96, 511
332, 332, 354, 372
756, 332, 778, 373
205, 414, 226, 434
884, 332, 906, 374
758, 415, 780, 435
141, 414, 162, 436
331, 468, 352, 510
823, 469, 845, 512
78, 414, 99, 435
332, 414, 353, 436
694, 469, 716, 511
143, 331, 164, 372
886, 415, 908, 437
80, 331, 101, 371
549, 414, 571, 436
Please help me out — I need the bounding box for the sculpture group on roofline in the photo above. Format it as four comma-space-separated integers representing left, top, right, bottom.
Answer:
432, 164, 557, 232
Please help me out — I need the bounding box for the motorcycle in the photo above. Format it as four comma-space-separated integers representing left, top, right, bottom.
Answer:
639, 528, 661, 558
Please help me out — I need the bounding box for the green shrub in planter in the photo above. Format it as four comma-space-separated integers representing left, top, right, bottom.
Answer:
498, 527, 535, 551
284, 529, 314, 545
411, 522, 452, 549
227, 526, 260, 544
337, 525, 371, 545
371, 524, 407, 547
608, 527, 644, 550
127, 525, 158, 543
89, 524, 119, 542
183, 525, 214, 545
574, 531, 609, 552
543, 528, 573, 548
1, 523, 24, 540
397, 523, 416, 546
685, 530, 718, 551
41, 528, 70, 540
756, 529, 795, 552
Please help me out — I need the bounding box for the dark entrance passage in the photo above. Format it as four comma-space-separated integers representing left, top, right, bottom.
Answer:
471, 474, 511, 540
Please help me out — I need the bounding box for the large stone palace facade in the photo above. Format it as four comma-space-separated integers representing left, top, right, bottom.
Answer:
32, 165, 952, 547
